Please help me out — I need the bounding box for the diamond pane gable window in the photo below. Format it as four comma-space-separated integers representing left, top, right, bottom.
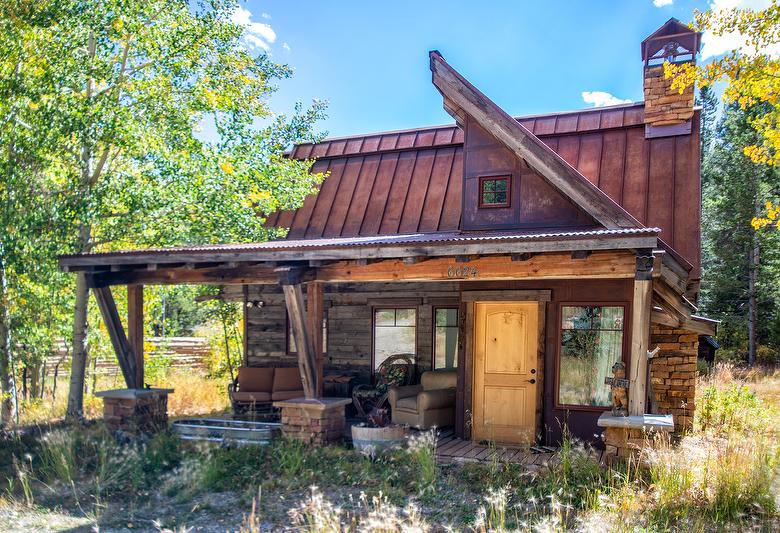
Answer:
479, 176, 510, 208
558, 305, 625, 407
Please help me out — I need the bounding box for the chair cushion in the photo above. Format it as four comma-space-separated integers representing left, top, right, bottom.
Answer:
231, 391, 272, 402
273, 367, 304, 392
237, 367, 274, 393
396, 396, 419, 411
271, 390, 305, 401
421, 370, 457, 391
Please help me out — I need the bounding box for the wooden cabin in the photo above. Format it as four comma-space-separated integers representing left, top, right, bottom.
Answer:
59, 19, 715, 445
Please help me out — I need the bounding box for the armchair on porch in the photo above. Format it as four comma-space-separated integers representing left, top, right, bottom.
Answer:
351, 354, 415, 418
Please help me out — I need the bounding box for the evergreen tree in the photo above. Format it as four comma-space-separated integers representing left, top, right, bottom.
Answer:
700, 102, 780, 362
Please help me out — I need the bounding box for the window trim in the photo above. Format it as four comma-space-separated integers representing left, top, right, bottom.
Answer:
370, 304, 419, 377
553, 301, 631, 412
286, 311, 328, 356
478, 174, 512, 209
432, 305, 460, 370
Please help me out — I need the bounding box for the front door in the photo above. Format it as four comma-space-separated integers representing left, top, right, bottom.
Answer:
472, 301, 538, 444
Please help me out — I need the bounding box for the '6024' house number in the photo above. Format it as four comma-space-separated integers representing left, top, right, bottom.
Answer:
447, 265, 478, 278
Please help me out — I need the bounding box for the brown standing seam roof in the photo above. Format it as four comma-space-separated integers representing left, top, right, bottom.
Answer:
272, 102, 701, 276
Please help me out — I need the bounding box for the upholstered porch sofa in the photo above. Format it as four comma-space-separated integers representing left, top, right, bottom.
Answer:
229, 366, 304, 412
388, 370, 457, 429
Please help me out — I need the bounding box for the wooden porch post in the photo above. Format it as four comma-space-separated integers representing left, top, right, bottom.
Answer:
127, 285, 144, 388
307, 282, 324, 397
92, 286, 139, 389
629, 250, 654, 416
278, 268, 317, 399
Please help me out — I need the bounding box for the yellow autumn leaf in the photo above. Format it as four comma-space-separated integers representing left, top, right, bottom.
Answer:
220, 161, 234, 174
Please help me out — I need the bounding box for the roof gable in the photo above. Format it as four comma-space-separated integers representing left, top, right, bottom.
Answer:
428, 50, 641, 231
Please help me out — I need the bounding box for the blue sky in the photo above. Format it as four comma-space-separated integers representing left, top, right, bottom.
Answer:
237, 0, 724, 139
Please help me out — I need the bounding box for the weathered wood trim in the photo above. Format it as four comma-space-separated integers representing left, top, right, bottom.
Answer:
653, 278, 692, 322
429, 50, 640, 230
307, 282, 325, 397
127, 285, 144, 388
461, 290, 551, 302
281, 283, 317, 399
536, 302, 546, 444
242, 285, 249, 366
462, 301, 475, 440
366, 298, 424, 307
92, 287, 138, 389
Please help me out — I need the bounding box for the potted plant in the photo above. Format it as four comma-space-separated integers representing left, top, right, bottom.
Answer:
351, 407, 409, 457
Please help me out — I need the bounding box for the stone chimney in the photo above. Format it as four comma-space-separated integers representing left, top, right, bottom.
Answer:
641, 19, 702, 137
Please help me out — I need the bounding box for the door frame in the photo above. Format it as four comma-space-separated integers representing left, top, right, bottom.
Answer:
456, 290, 549, 441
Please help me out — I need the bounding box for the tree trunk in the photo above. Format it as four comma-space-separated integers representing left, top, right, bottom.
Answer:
748, 223, 759, 367
0, 256, 17, 425
66, 266, 90, 418
748, 194, 761, 366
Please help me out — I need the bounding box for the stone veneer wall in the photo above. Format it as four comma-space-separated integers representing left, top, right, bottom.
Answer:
643, 66, 695, 127
102, 394, 169, 433
649, 325, 699, 431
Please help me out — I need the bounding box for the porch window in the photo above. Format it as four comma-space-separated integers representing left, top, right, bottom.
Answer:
479, 175, 510, 208
434, 307, 459, 369
287, 315, 327, 354
373, 308, 416, 370
558, 305, 624, 407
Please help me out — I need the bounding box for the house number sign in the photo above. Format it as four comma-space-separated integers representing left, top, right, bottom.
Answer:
447, 265, 479, 278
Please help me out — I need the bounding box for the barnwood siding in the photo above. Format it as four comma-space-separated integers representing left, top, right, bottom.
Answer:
229, 282, 460, 377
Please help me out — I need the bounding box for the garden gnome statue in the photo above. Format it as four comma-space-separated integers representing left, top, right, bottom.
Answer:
605, 361, 629, 416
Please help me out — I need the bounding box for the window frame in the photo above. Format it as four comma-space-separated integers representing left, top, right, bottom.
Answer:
286, 311, 328, 356
432, 305, 460, 370
553, 301, 630, 412
370, 304, 419, 376
478, 174, 512, 209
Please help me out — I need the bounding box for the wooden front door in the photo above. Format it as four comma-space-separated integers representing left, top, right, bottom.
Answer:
472, 302, 538, 444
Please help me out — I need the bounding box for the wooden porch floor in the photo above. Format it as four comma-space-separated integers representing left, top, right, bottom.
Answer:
433, 429, 560, 466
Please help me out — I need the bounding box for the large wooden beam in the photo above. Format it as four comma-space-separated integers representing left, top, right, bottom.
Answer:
280, 274, 317, 399
629, 250, 653, 416
316, 251, 636, 283
429, 50, 640, 230
92, 287, 139, 389
127, 285, 144, 388
307, 282, 325, 397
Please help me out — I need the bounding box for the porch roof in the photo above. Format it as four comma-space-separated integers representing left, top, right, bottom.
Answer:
59, 227, 662, 271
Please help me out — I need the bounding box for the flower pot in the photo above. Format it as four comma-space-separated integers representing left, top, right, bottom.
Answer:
351, 424, 409, 456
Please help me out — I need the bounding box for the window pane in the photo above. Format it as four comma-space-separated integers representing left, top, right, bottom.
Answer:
483, 180, 495, 192
435, 308, 458, 327
592, 306, 624, 331
434, 308, 459, 369
561, 306, 593, 329
495, 191, 507, 204
559, 306, 624, 407
375, 309, 396, 326
495, 179, 507, 191
374, 326, 416, 369
483, 192, 495, 204
395, 308, 416, 326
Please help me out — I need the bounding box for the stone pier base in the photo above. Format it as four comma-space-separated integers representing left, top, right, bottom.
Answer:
96, 388, 173, 434
273, 398, 351, 445
598, 413, 674, 463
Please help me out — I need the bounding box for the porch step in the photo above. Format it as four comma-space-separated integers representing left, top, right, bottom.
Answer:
171, 417, 281, 445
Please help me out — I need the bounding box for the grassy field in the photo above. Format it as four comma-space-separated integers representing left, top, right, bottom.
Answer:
0, 364, 778, 532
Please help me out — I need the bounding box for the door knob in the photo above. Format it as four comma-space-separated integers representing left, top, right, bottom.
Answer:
526, 378, 536, 384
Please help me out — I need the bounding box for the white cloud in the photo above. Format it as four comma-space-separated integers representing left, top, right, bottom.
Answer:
700, 0, 780, 59
653, 0, 673, 7
282, 42, 291, 52
261, 12, 271, 20
230, 6, 276, 51
581, 91, 632, 107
